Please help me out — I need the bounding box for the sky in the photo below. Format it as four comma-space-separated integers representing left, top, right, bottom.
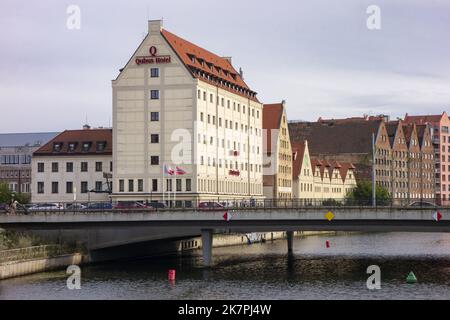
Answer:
0, 0, 449, 133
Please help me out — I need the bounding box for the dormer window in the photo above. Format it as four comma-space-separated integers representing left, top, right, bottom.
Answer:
53, 143, 63, 152
96, 141, 106, 152
81, 142, 92, 152
68, 142, 77, 152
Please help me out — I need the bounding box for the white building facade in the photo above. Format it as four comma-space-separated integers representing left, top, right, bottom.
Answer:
112, 20, 264, 206
31, 128, 112, 203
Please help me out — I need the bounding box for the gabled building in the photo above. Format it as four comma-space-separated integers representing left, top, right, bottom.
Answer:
262, 101, 293, 199
404, 112, 449, 204
32, 126, 113, 203
386, 121, 409, 200
291, 140, 356, 202
112, 20, 264, 206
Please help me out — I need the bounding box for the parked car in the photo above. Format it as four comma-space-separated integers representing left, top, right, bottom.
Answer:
113, 202, 154, 211
87, 202, 113, 210
149, 202, 167, 209
0, 203, 8, 213
408, 201, 436, 208
66, 203, 88, 210
28, 203, 64, 211
198, 201, 225, 210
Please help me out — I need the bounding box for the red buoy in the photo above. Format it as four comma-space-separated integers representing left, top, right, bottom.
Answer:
168, 269, 176, 281
326, 240, 330, 248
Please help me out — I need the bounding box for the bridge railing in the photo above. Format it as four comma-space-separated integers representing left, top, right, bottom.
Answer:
0, 198, 440, 215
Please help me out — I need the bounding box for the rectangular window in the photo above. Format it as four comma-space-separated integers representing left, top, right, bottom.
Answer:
150, 156, 159, 165
37, 182, 44, 194
95, 181, 103, 192
150, 134, 159, 143
152, 179, 158, 192
95, 162, 103, 172
66, 181, 73, 194
110, 161, 113, 172
150, 68, 159, 78
37, 162, 44, 173
150, 90, 159, 99
81, 162, 88, 172
51, 182, 58, 194
119, 179, 124, 192
138, 179, 143, 192
128, 179, 134, 192
81, 181, 88, 193
66, 162, 73, 172
166, 179, 172, 192
186, 179, 192, 191
176, 179, 182, 192
51, 162, 58, 172
151, 112, 159, 121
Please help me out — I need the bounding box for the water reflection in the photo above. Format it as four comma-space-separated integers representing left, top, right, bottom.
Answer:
1, 232, 450, 300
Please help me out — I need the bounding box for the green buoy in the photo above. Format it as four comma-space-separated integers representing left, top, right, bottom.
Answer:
406, 271, 417, 284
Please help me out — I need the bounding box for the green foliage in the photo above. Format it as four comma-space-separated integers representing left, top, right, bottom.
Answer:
0, 182, 30, 204
345, 180, 391, 205
322, 198, 342, 206
0, 183, 11, 203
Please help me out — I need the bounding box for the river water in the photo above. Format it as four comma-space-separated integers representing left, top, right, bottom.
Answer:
1, 232, 450, 300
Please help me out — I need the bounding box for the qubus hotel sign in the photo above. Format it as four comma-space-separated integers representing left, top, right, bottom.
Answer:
135, 46, 171, 65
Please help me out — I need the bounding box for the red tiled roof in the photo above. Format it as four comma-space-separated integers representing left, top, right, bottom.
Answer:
33, 128, 112, 156
403, 112, 447, 125
263, 103, 284, 153
339, 162, 356, 182
161, 29, 258, 102
292, 140, 307, 178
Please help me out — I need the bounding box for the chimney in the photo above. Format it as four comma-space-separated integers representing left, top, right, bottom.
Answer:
222, 56, 232, 64
281, 99, 286, 107
83, 124, 91, 130
148, 19, 163, 35
239, 67, 244, 80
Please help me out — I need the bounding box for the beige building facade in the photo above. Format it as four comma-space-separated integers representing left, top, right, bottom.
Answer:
292, 140, 357, 202
112, 20, 263, 206
31, 128, 113, 203
262, 101, 293, 199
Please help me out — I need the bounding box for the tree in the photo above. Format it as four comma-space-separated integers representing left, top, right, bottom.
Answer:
0, 182, 12, 203
345, 180, 391, 205
0, 182, 31, 204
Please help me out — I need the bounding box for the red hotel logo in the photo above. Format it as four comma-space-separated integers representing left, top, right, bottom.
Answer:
135, 46, 171, 65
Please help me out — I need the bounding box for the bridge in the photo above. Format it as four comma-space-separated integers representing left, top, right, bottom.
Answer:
0, 206, 448, 266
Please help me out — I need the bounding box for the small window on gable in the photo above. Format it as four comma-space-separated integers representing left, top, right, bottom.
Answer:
68, 142, 77, 152
96, 141, 106, 152
82, 142, 92, 152
53, 143, 63, 152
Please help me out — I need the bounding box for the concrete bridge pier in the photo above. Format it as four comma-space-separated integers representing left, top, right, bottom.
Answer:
286, 231, 294, 254
201, 229, 213, 267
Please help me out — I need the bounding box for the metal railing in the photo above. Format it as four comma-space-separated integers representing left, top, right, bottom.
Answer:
0, 198, 442, 215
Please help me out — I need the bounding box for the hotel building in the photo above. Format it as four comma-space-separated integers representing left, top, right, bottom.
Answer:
31, 127, 112, 203
112, 20, 264, 206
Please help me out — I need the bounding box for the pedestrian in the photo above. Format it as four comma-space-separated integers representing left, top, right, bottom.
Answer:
10, 199, 17, 215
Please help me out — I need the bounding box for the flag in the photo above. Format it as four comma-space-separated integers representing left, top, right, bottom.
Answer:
223, 211, 232, 221
175, 166, 186, 175
164, 164, 174, 176
433, 211, 442, 222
